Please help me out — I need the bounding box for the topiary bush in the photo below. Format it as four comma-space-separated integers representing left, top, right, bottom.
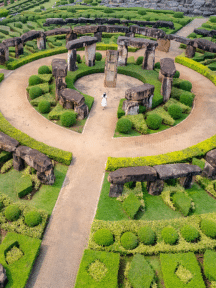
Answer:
138, 226, 156, 245
179, 80, 192, 92
173, 12, 184, 18
172, 192, 191, 216
5, 205, 21, 222
76, 54, 82, 63
210, 16, 216, 23
28, 75, 42, 86
38, 100, 51, 114
201, 219, 216, 239
38, 65, 51, 74
29, 86, 43, 100
154, 62, 160, 69
138, 10, 146, 15
24, 210, 42, 227
161, 226, 178, 245
121, 232, 138, 250
181, 225, 199, 242
104, 7, 113, 13
180, 93, 193, 107
93, 228, 114, 246
168, 104, 182, 120
116, 118, 132, 134
95, 52, 102, 61
174, 70, 180, 78
136, 56, 144, 65
146, 114, 162, 130
60, 111, 77, 127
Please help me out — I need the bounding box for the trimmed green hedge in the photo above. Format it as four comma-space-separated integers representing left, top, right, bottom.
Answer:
0, 73, 4, 82
175, 56, 216, 86
74, 249, 120, 288
106, 134, 216, 171
0, 232, 41, 288
0, 112, 72, 165
204, 249, 216, 281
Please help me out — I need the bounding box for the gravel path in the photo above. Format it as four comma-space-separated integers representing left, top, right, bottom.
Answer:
0, 18, 213, 288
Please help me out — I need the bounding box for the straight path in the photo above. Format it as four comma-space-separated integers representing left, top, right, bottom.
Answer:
0, 18, 213, 287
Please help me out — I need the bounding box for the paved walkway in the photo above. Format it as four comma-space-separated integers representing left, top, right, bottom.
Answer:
0, 18, 212, 287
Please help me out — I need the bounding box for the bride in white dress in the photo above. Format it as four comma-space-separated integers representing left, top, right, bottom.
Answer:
101, 92, 107, 110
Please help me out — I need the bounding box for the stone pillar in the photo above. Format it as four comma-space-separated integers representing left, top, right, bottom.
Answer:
122, 100, 139, 115
68, 49, 77, 71
157, 38, 170, 52
125, 32, 135, 37
147, 95, 153, 110
18, 42, 23, 56
37, 34, 46, 50
185, 44, 196, 58
179, 174, 193, 189
104, 50, 119, 88
142, 45, 155, 70
109, 183, 124, 197
161, 76, 173, 103
4, 47, 9, 61
117, 44, 128, 66
13, 153, 25, 171
147, 179, 164, 195
66, 32, 77, 44
94, 31, 102, 42
85, 43, 96, 67
55, 77, 67, 101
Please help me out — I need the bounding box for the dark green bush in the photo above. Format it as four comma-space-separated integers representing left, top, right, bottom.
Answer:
16, 176, 32, 198
95, 52, 102, 61
204, 250, 216, 281
168, 104, 182, 120
116, 118, 132, 134
124, 181, 136, 189
154, 62, 160, 69
38, 100, 51, 114
60, 111, 77, 127
76, 54, 82, 63
172, 192, 191, 216
139, 105, 146, 114
179, 80, 192, 92
104, 7, 113, 13
201, 219, 216, 239
67, 6, 75, 11
138, 226, 156, 245
0, 202, 4, 211
173, 70, 180, 78
161, 226, 178, 245
165, 178, 177, 186
208, 62, 216, 71
146, 114, 162, 130
122, 193, 141, 219
180, 93, 193, 107
173, 12, 184, 18
25, 211, 42, 227
38, 65, 51, 74
93, 228, 114, 246
210, 16, 216, 23
120, 232, 138, 250
28, 75, 42, 86
29, 86, 43, 100
181, 225, 199, 242
14, 22, 22, 28
188, 32, 197, 39
136, 56, 144, 65
204, 52, 215, 60
5, 205, 21, 222
138, 10, 146, 15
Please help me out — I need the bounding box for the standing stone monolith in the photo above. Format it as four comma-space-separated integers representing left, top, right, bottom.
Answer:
160, 58, 176, 103
104, 50, 119, 88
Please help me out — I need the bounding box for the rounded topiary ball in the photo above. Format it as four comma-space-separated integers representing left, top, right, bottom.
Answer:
136, 56, 144, 65
28, 75, 42, 86
154, 62, 160, 69
173, 70, 180, 78
95, 52, 102, 61
117, 118, 132, 134
76, 54, 82, 63
38, 65, 51, 74
5, 205, 21, 222
180, 93, 193, 107
181, 225, 199, 242
146, 114, 162, 130
93, 228, 114, 246
29, 86, 43, 100
38, 100, 51, 114
25, 211, 42, 227
120, 232, 138, 250
60, 111, 77, 127
179, 80, 192, 92
138, 226, 156, 245
201, 219, 216, 239
161, 226, 178, 245
168, 104, 182, 120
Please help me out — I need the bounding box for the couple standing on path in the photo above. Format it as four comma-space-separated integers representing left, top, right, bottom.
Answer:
101, 92, 107, 110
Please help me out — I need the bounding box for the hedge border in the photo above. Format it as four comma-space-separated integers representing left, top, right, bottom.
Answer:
0, 73, 4, 82
0, 112, 72, 165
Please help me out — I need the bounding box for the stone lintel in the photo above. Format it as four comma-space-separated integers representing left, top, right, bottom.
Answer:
125, 84, 155, 101
66, 36, 97, 51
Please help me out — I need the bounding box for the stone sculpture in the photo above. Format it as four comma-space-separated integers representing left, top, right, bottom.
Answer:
51, 59, 68, 101
104, 50, 119, 88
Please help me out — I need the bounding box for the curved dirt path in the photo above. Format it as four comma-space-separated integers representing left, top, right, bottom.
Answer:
0, 18, 213, 288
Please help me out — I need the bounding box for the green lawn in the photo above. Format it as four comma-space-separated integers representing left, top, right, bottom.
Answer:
0, 163, 68, 215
